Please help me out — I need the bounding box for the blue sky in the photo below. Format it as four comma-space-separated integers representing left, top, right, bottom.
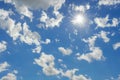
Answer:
0, 0, 120, 80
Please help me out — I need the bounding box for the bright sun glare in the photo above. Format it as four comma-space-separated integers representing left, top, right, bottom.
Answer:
71, 14, 86, 26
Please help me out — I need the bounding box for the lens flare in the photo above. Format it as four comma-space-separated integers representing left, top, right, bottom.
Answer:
71, 14, 86, 26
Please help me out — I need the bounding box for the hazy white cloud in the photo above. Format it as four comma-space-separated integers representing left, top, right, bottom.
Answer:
58, 47, 72, 55
34, 52, 60, 76
0, 73, 17, 80
98, 31, 110, 43
0, 62, 10, 73
4, 0, 12, 3
98, 0, 120, 6
77, 47, 105, 63
94, 15, 119, 28
69, 4, 90, 13
62, 69, 91, 80
113, 42, 120, 50
0, 41, 7, 53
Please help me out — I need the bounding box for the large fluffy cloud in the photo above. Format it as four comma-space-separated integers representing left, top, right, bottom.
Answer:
6, 0, 65, 10
4, 0, 65, 25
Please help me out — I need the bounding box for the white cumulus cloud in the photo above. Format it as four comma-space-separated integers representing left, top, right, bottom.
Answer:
77, 47, 105, 63
0, 41, 7, 53
0, 62, 10, 73
39, 11, 64, 28
81, 35, 105, 63
41, 38, 51, 44
34, 52, 60, 76
98, 31, 110, 43
62, 69, 91, 80
58, 47, 72, 55
82, 35, 97, 50
0, 9, 41, 53
113, 42, 120, 50
4, 0, 65, 23
94, 15, 119, 28
0, 73, 17, 80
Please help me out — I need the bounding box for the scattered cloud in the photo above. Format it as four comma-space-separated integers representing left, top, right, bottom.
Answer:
69, 4, 90, 13
58, 47, 72, 55
98, 0, 120, 6
81, 35, 105, 62
0, 41, 7, 53
0, 62, 10, 73
94, 15, 119, 28
4, 0, 65, 25
38, 0, 65, 28
5, 0, 65, 10
0, 9, 22, 40
98, 31, 110, 43
82, 36, 97, 50
41, 38, 51, 44
39, 11, 64, 28
4, 0, 33, 20
107, 74, 120, 80
62, 69, 91, 80
0, 73, 17, 80
77, 47, 105, 63
113, 42, 120, 50
0, 9, 41, 53
20, 23, 41, 53
34, 52, 60, 76
0, 0, 120, 80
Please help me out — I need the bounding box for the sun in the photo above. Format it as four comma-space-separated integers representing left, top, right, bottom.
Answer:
71, 14, 86, 26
